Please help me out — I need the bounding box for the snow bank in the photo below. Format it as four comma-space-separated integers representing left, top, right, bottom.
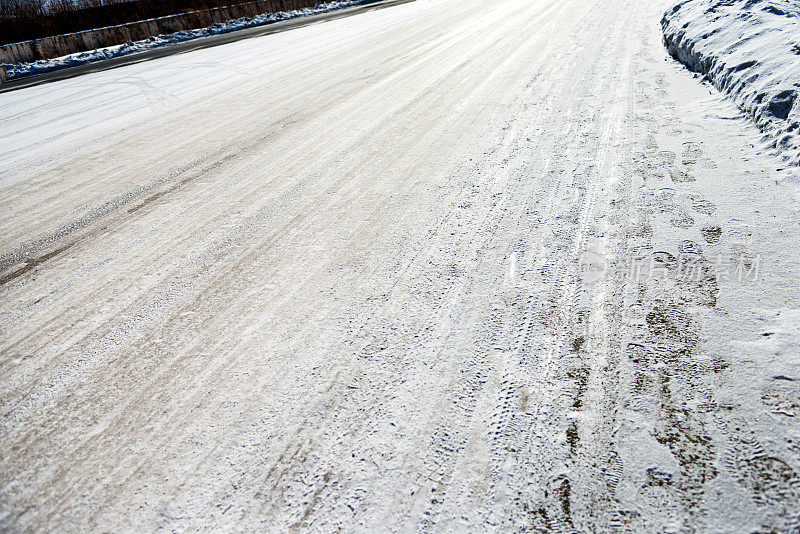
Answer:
6, 0, 365, 80
662, 0, 800, 165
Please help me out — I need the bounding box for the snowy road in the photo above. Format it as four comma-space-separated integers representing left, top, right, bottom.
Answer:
2, 0, 800, 531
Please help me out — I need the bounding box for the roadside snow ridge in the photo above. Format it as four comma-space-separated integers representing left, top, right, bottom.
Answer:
662, 0, 800, 165
5, 0, 365, 80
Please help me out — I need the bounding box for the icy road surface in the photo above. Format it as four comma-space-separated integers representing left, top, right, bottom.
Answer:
2, 0, 800, 531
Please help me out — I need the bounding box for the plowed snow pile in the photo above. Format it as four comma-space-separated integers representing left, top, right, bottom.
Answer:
662, 0, 800, 164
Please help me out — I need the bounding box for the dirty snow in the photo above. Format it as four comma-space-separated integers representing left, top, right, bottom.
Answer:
662, 0, 800, 164
2, 0, 800, 531
5, 0, 366, 79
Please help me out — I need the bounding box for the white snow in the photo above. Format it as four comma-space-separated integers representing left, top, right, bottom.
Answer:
2, 0, 800, 530
662, 0, 800, 165
5, 0, 366, 79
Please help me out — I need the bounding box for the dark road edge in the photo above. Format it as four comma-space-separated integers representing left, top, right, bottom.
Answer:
0, 0, 414, 93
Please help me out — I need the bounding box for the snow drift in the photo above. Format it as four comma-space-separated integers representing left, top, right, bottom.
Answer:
662, 0, 800, 165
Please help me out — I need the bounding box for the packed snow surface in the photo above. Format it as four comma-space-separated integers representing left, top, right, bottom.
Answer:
5, 0, 365, 79
662, 0, 800, 164
2, 0, 800, 531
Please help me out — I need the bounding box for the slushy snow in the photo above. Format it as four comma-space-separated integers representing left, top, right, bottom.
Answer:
662, 0, 800, 165
5, 0, 365, 80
